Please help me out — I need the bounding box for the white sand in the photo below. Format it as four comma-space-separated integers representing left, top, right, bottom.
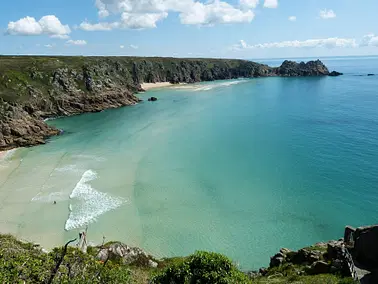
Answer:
141, 82, 173, 90
0, 150, 9, 160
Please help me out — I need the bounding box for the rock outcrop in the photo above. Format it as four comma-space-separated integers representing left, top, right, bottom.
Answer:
267, 240, 351, 277
97, 242, 158, 268
345, 225, 378, 269
276, 60, 331, 76
0, 56, 340, 150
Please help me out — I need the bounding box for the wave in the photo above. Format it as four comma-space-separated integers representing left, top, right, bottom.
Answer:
65, 170, 124, 231
55, 165, 80, 173
32, 191, 67, 203
0, 149, 17, 161
72, 154, 106, 162
170, 80, 245, 92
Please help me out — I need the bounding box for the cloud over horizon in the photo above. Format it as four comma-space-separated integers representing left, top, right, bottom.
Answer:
232, 37, 358, 51
7, 15, 71, 38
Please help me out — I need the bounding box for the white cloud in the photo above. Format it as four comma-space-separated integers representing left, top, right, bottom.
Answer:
94, 0, 193, 17
288, 16, 296, 21
319, 9, 336, 19
120, 45, 125, 49
79, 21, 119, 31
233, 37, 357, 50
130, 44, 138, 49
240, 0, 259, 9
51, 34, 70, 39
44, 44, 53, 48
360, 34, 378, 47
66, 39, 87, 46
264, 0, 278, 8
120, 12, 168, 29
7, 15, 70, 37
88, 0, 256, 30
180, 1, 254, 25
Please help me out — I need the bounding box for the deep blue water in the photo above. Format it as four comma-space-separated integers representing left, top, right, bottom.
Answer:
1, 56, 377, 269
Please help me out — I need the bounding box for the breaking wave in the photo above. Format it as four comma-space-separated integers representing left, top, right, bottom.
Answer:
64, 170, 124, 231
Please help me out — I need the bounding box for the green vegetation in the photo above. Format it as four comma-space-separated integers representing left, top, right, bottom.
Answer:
0, 234, 131, 283
151, 251, 251, 283
0, 234, 355, 283
0, 55, 270, 104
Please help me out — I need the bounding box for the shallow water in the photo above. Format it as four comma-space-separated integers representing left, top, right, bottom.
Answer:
1, 56, 378, 269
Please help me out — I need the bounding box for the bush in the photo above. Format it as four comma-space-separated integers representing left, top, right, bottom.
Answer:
0, 235, 131, 284
151, 251, 251, 284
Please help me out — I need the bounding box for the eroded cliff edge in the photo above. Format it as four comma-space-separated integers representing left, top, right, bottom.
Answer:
0, 56, 340, 150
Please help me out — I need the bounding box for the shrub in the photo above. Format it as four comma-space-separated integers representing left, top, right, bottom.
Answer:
151, 251, 251, 284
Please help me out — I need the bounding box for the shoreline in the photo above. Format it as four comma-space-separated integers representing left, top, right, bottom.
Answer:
0, 151, 7, 159
0, 150, 13, 160
141, 82, 173, 90
0, 148, 18, 160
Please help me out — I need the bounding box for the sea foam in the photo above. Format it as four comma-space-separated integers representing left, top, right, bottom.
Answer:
65, 170, 124, 231
170, 80, 243, 92
194, 80, 243, 91
55, 165, 80, 173
32, 191, 66, 203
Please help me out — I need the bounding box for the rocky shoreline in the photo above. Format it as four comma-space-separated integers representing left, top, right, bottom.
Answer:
0, 56, 342, 151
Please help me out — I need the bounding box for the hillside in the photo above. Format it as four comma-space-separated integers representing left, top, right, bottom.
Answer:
0, 234, 355, 284
0, 56, 338, 150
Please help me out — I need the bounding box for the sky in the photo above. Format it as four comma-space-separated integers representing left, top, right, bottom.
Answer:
0, 0, 378, 59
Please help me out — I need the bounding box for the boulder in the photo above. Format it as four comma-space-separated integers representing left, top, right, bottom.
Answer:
353, 225, 378, 269
326, 241, 344, 261
307, 261, 330, 275
270, 253, 285, 267
329, 71, 343, 76
97, 242, 158, 268
287, 248, 321, 265
148, 97, 158, 102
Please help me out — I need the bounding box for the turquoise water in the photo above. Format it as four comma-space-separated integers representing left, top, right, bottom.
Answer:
0, 56, 378, 269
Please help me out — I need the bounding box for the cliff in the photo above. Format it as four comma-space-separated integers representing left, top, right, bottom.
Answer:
0, 56, 340, 150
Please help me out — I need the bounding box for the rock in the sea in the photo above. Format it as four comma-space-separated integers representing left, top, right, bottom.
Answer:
329, 71, 343, 76
276, 60, 330, 76
148, 97, 158, 102
97, 242, 158, 268
367, 73, 375, 76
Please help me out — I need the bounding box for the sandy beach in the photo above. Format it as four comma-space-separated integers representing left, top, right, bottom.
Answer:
141, 82, 173, 90
0, 150, 8, 160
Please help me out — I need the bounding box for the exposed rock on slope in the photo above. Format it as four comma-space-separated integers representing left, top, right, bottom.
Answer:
0, 56, 341, 150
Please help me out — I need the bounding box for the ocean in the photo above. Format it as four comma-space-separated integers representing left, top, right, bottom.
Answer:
0, 56, 377, 269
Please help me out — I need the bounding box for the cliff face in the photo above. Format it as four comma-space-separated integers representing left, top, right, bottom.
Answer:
0, 56, 338, 150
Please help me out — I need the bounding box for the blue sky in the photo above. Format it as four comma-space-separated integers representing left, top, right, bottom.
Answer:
1, 0, 378, 59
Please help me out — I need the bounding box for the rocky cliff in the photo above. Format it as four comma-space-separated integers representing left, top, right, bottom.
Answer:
0, 56, 340, 150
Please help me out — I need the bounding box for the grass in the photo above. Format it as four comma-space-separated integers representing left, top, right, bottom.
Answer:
0, 234, 356, 283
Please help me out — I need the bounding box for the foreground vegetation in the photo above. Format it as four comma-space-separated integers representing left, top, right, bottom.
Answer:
0, 234, 356, 283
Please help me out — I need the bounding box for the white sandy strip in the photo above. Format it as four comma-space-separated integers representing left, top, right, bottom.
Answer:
0, 150, 9, 160
0, 149, 18, 161
141, 82, 173, 90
